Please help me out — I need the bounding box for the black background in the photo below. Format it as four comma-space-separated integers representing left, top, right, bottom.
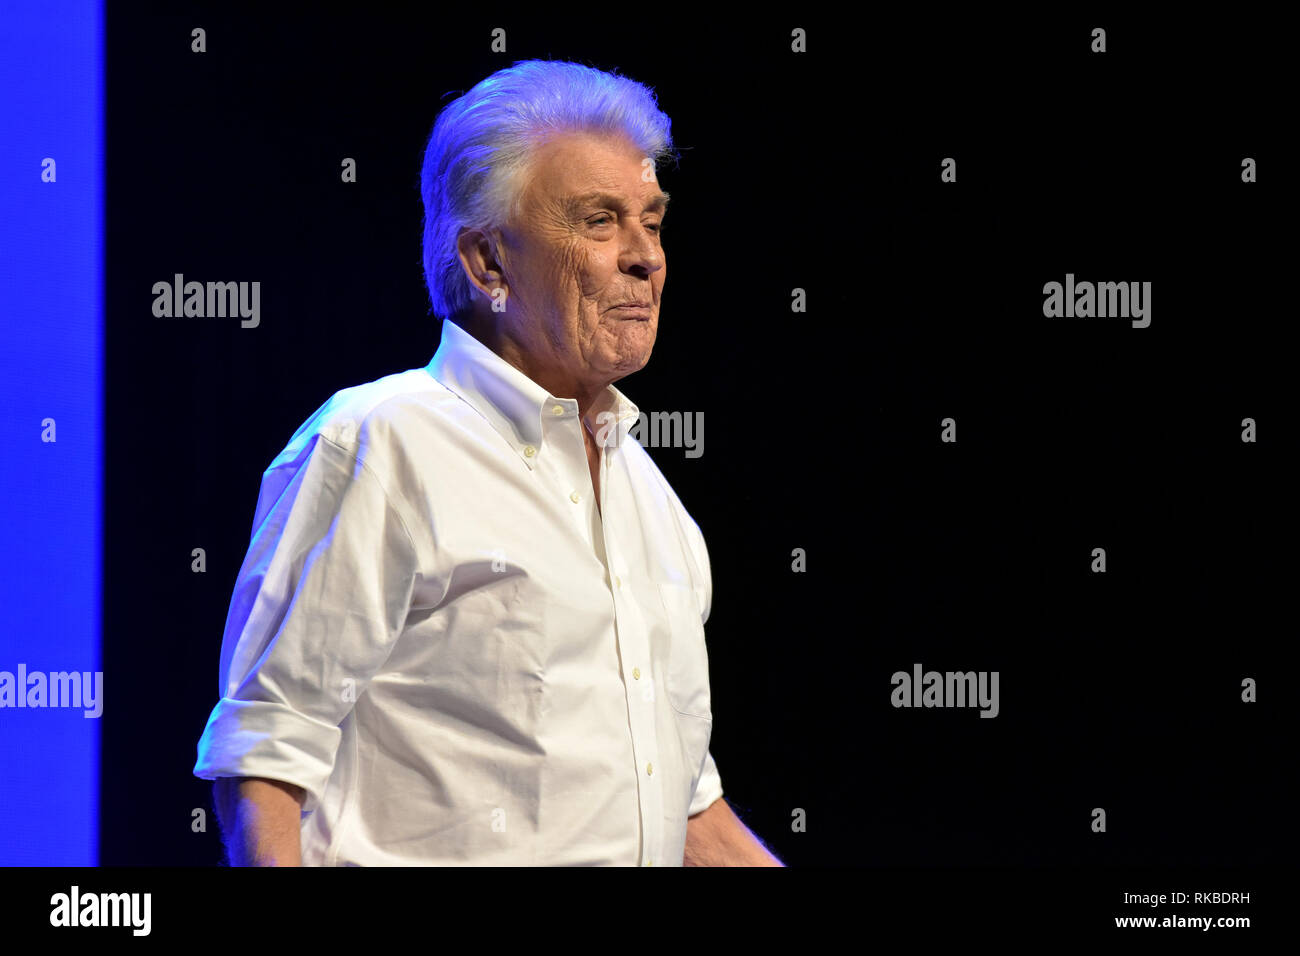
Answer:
102, 6, 1286, 869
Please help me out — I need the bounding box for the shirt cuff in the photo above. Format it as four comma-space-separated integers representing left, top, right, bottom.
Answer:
193, 697, 342, 814
688, 749, 723, 817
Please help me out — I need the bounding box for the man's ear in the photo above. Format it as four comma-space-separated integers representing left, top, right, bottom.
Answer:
456, 226, 508, 304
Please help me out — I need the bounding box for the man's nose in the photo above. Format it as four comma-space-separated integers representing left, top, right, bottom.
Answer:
621, 225, 663, 274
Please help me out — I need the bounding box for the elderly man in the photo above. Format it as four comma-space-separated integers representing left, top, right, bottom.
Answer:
193, 59, 782, 867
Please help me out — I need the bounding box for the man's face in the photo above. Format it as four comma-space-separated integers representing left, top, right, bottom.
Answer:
493, 130, 667, 392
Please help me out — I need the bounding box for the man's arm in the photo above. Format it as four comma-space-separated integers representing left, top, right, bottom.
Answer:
684, 796, 784, 866
194, 431, 421, 865
213, 777, 306, 866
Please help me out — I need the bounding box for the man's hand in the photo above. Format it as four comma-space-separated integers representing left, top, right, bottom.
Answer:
213, 777, 306, 866
684, 797, 784, 866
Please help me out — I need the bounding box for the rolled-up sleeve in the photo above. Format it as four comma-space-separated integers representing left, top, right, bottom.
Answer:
689, 750, 724, 816
193, 431, 417, 814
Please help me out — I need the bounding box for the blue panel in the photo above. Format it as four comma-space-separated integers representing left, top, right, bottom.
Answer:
0, 0, 103, 865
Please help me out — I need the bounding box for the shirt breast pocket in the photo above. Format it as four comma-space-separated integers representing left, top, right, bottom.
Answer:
655, 580, 714, 811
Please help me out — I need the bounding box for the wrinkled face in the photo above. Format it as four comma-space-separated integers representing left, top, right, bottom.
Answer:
494, 130, 668, 390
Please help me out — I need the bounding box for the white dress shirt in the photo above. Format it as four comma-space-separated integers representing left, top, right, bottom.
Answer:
193, 318, 723, 866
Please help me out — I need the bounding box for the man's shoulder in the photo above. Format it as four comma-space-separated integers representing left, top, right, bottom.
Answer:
265, 366, 456, 474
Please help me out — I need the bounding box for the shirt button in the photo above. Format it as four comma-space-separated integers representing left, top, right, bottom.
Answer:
551, 404, 564, 416
646, 860, 654, 867
632, 666, 640, 680
646, 762, 653, 776
570, 490, 581, 503
523, 445, 535, 458
614, 575, 622, 589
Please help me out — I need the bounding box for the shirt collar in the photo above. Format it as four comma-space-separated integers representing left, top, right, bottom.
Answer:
426, 318, 641, 469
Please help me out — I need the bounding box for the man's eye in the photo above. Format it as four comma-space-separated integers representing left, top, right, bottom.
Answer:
586, 216, 663, 234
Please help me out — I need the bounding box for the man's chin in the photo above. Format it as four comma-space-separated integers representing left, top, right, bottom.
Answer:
603, 344, 653, 378
598, 324, 654, 366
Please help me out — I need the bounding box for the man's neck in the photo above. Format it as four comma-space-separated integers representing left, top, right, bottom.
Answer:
456, 312, 608, 424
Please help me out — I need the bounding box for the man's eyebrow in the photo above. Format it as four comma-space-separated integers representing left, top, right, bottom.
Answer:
565, 191, 670, 215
